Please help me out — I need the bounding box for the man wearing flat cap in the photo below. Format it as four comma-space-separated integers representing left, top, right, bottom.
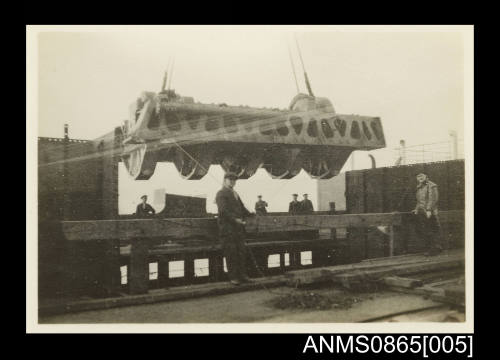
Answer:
255, 195, 268, 216
301, 193, 314, 214
288, 194, 301, 214
412, 173, 442, 256
135, 195, 156, 218
215, 172, 253, 285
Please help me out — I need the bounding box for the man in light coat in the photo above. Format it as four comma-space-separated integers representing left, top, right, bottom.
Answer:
412, 173, 442, 255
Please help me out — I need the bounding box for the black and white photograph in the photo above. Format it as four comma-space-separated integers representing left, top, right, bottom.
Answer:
27, 25, 473, 333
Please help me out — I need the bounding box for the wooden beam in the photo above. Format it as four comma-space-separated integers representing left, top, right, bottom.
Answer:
401, 209, 464, 224
60, 211, 463, 242
62, 213, 403, 241
62, 218, 218, 241
245, 213, 403, 233
284, 252, 464, 288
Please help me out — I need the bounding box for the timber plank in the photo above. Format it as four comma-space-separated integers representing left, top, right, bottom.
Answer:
284, 250, 463, 285
334, 259, 464, 290
62, 213, 405, 241
61, 210, 462, 243
145, 239, 335, 256
245, 213, 403, 232
62, 218, 218, 241
284, 251, 464, 288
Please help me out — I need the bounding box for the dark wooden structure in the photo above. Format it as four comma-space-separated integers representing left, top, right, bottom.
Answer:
55, 210, 463, 297
344, 160, 465, 259
345, 160, 464, 214
158, 194, 208, 218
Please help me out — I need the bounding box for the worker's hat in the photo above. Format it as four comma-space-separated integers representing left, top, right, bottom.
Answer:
292, 193, 298, 196
140, 195, 147, 200
224, 172, 238, 180
303, 193, 308, 196
258, 195, 262, 197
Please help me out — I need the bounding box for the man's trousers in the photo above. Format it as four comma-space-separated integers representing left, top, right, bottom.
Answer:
221, 235, 248, 281
414, 212, 442, 251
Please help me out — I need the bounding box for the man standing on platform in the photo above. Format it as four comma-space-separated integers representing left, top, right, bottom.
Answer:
255, 195, 268, 216
135, 195, 156, 218
412, 173, 442, 256
215, 172, 253, 285
288, 193, 301, 214
301, 193, 314, 214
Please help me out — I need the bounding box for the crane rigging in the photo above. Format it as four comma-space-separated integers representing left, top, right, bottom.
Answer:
118, 42, 386, 180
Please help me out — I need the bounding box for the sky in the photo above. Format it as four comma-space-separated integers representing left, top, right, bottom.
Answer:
36, 26, 470, 214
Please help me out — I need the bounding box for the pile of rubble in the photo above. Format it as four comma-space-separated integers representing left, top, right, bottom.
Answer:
268, 290, 362, 311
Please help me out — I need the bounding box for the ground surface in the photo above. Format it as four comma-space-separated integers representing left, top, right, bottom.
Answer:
39, 249, 465, 324
40, 286, 454, 324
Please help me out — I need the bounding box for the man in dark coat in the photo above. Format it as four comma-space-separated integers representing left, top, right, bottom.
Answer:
135, 195, 156, 218
412, 173, 442, 256
215, 172, 253, 285
255, 195, 268, 216
301, 193, 314, 214
288, 194, 301, 214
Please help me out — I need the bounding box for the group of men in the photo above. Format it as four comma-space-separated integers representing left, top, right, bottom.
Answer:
134, 171, 442, 285
288, 193, 314, 215
253, 193, 314, 216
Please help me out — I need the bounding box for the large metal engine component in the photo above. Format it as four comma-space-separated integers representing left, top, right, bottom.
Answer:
120, 88, 385, 180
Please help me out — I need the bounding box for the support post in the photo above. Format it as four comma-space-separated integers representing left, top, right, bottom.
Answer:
399, 140, 406, 165
210, 253, 224, 282
128, 238, 149, 294
63, 124, 70, 220
103, 238, 121, 296
158, 257, 170, 288
330, 228, 337, 241
280, 252, 286, 272
184, 255, 195, 283
289, 251, 300, 269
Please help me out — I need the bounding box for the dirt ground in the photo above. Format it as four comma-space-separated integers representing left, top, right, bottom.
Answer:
39, 286, 457, 324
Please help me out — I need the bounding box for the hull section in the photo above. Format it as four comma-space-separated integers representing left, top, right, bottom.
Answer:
121, 91, 386, 180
